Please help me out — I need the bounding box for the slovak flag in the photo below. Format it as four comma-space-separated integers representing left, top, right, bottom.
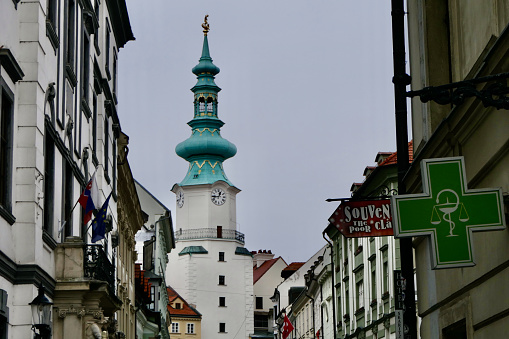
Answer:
78, 172, 99, 224
282, 314, 294, 339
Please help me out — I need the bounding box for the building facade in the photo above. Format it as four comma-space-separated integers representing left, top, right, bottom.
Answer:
406, 1, 509, 337
253, 250, 288, 338
168, 285, 202, 339
324, 148, 413, 339
134, 180, 175, 339
165, 20, 254, 339
0, 0, 134, 337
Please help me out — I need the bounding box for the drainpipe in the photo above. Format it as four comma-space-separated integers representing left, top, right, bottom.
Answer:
305, 292, 315, 339
322, 231, 336, 339
319, 284, 324, 339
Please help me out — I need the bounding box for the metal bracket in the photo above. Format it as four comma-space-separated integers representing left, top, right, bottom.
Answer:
406, 72, 509, 109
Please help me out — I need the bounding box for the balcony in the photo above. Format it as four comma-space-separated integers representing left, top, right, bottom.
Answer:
175, 228, 245, 244
84, 244, 116, 296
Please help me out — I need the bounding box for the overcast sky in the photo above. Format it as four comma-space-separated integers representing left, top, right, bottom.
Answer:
118, 0, 399, 263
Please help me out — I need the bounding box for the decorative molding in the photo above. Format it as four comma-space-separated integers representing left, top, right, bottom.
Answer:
46, 21, 60, 51
0, 250, 56, 295
56, 305, 103, 320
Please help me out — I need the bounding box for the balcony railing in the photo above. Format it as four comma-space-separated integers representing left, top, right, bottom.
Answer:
84, 244, 115, 296
175, 228, 245, 244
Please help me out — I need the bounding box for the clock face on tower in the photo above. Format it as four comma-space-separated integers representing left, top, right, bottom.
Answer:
211, 188, 226, 206
176, 190, 184, 208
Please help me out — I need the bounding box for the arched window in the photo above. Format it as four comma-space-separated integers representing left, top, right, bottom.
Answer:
198, 98, 205, 113
206, 97, 213, 113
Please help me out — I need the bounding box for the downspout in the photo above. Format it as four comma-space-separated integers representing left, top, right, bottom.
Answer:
305, 292, 315, 339
322, 231, 336, 339
320, 284, 324, 339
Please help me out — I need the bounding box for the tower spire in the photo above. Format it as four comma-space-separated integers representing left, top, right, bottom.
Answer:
175, 17, 237, 187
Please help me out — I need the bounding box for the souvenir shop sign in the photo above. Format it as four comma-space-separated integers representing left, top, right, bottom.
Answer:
329, 199, 393, 238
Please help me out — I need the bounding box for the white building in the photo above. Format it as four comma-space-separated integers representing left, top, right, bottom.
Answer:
252, 250, 288, 338
134, 180, 175, 339
166, 20, 254, 339
0, 0, 134, 337
271, 246, 326, 339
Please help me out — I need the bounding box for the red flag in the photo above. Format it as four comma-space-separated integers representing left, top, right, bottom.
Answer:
282, 314, 294, 339
316, 329, 320, 339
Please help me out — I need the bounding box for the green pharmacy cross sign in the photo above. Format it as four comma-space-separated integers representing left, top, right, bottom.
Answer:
391, 157, 506, 269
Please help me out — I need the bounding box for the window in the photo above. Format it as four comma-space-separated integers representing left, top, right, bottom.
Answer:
199, 98, 205, 112
46, 0, 59, 49
43, 126, 55, 234
218, 275, 225, 285
254, 314, 268, 329
105, 19, 111, 78
443, 319, 467, 339
112, 50, 117, 98
219, 322, 226, 333
62, 160, 74, 238
0, 289, 8, 339
383, 261, 388, 293
256, 296, 263, 310
219, 251, 225, 262
104, 115, 109, 181
93, 0, 100, 51
345, 287, 349, 314
65, 0, 76, 69
92, 92, 98, 161
371, 262, 377, 301
0, 85, 14, 215
148, 286, 155, 311
219, 297, 225, 307
217, 225, 222, 238
356, 280, 364, 310
47, 0, 57, 28
186, 323, 195, 334
171, 322, 179, 333
175, 303, 181, 309
81, 32, 90, 104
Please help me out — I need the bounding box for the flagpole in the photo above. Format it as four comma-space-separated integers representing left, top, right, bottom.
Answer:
58, 198, 81, 242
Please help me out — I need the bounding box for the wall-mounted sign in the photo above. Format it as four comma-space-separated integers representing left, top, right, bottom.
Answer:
391, 157, 506, 269
394, 270, 405, 339
329, 199, 394, 238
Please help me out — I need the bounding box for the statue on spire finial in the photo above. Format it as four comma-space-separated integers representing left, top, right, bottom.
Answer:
202, 15, 210, 36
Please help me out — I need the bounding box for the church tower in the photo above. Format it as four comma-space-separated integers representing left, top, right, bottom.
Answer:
166, 17, 254, 338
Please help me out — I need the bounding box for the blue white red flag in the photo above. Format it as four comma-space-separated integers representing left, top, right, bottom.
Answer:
78, 172, 99, 224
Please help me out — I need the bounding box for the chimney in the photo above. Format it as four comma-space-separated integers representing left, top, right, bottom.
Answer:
253, 249, 275, 267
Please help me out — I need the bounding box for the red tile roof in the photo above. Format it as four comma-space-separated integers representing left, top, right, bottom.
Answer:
378, 141, 414, 166
282, 262, 305, 272
167, 286, 201, 317
253, 257, 286, 284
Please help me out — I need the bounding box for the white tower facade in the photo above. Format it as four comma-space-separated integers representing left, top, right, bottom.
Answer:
166, 18, 254, 339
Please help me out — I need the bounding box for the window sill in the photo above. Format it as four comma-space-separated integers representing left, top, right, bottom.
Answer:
42, 231, 57, 250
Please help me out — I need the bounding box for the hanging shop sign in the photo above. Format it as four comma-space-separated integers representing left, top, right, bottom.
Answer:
329, 199, 394, 238
391, 157, 506, 269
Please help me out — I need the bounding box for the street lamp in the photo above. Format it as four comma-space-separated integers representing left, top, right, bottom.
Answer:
29, 284, 53, 339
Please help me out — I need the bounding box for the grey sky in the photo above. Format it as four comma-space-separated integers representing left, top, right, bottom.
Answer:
118, 0, 398, 263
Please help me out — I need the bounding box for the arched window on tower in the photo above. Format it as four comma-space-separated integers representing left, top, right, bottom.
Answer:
206, 97, 214, 114
198, 97, 205, 113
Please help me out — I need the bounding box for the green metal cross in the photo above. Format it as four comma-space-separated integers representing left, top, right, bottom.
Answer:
391, 157, 506, 269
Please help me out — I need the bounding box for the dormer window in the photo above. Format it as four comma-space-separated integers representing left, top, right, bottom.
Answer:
175, 302, 181, 309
